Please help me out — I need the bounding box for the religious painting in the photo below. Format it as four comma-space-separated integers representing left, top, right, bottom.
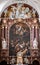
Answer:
9, 22, 30, 57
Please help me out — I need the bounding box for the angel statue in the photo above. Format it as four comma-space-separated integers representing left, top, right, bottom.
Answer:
2, 38, 7, 49
33, 38, 38, 49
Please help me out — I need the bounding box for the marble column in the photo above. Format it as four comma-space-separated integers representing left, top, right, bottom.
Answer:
35, 26, 38, 41
32, 26, 34, 48
2, 25, 4, 39
5, 25, 8, 43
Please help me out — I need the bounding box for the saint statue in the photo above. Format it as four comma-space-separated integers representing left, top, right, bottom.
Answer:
2, 38, 7, 49
33, 38, 38, 49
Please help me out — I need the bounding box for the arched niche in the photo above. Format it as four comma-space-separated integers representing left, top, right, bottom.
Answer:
9, 22, 30, 56
1, 3, 39, 49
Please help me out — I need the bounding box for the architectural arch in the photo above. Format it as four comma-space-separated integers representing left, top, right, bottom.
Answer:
0, 0, 40, 19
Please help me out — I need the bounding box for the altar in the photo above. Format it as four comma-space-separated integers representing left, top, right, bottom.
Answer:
0, 2, 40, 65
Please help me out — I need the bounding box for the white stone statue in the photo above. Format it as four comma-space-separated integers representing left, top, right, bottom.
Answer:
16, 8, 20, 18
24, 57, 29, 64
9, 12, 15, 19
33, 38, 38, 49
2, 38, 7, 49
11, 58, 15, 64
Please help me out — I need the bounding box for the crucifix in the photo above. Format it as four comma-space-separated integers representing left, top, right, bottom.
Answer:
17, 48, 27, 65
